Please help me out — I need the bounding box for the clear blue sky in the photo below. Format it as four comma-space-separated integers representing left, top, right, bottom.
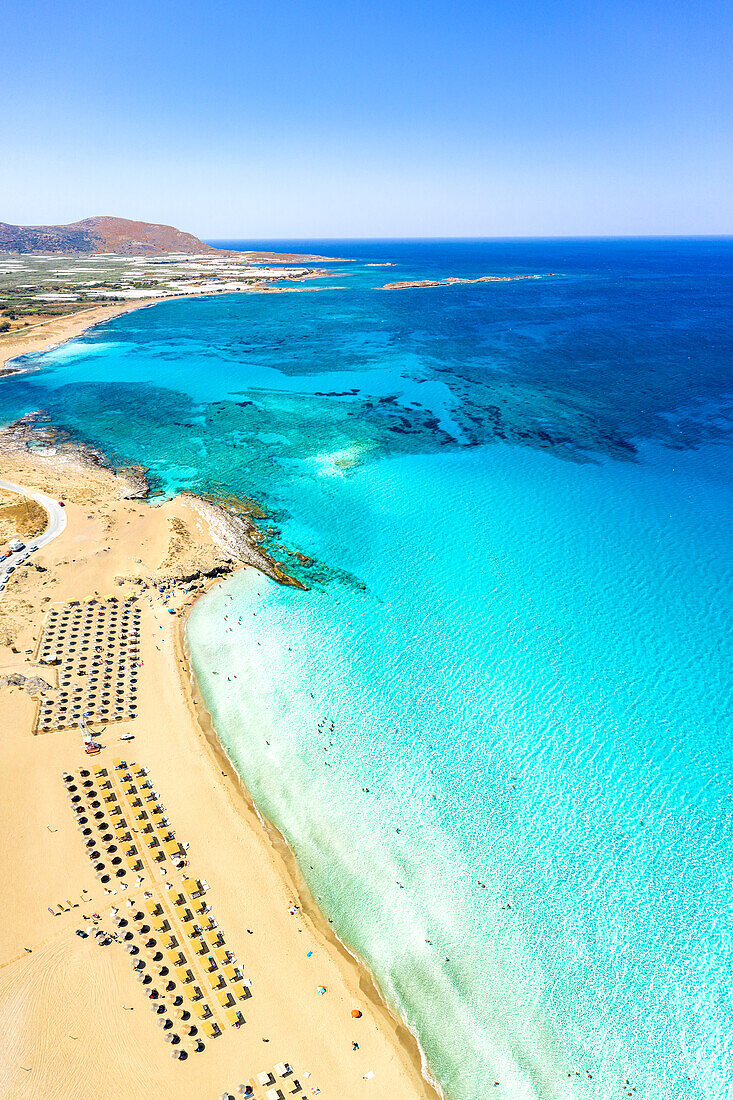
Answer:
1, 0, 731, 237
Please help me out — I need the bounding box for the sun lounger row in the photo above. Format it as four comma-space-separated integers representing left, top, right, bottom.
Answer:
62, 769, 129, 887
114, 898, 245, 1052
36, 599, 141, 732
144, 897, 250, 1003
112, 760, 187, 870
226, 1063, 304, 1098
108, 759, 251, 1039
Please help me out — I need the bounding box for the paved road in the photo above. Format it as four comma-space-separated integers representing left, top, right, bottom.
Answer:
0, 479, 67, 594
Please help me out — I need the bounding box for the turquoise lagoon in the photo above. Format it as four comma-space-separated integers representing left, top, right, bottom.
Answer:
1, 240, 732, 1099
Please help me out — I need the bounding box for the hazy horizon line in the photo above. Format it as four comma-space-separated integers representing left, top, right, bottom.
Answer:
206, 233, 733, 242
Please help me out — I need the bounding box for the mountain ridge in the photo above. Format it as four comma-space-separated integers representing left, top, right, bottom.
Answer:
0, 216, 230, 256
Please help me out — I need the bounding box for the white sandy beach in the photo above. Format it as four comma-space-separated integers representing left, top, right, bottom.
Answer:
0, 427, 441, 1099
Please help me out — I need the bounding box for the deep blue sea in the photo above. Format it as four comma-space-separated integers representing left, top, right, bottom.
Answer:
2, 240, 732, 1100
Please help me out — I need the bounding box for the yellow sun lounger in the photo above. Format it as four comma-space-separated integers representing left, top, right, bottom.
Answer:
222, 963, 239, 982
192, 1001, 212, 1019
202, 1020, 221, 1039
224, 1006, 244, 1028
216, 989, 234, 1008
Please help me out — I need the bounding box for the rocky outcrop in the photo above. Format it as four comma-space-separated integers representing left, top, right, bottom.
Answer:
182, 494, 307, 588
0, 672, 53, 695
0, 414, 149, 498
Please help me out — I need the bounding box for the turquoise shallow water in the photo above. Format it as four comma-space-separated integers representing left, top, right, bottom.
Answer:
2, 240, 732, 1099
188, 440, 733, 1100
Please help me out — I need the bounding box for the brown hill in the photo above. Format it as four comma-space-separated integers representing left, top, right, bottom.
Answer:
0, 216, 226, 256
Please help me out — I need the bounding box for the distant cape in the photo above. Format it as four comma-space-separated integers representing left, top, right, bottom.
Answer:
0, 215, 228, 256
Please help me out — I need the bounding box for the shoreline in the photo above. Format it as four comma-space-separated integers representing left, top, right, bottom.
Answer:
0, 323, 444, 1097
179, 608, 443, 1100
0, 297, 162, 375
0, 277, 344, 378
